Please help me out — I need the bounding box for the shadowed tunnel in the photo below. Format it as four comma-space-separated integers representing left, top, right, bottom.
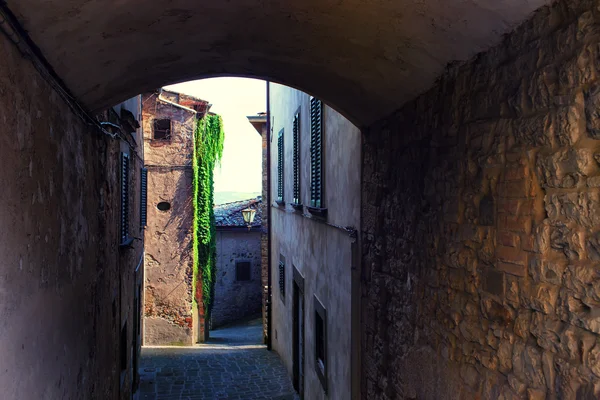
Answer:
2, 0, 600, 399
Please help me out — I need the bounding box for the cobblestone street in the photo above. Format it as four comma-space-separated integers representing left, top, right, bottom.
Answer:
139, 318, 298, 400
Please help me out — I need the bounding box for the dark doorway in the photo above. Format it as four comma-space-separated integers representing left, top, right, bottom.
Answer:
292, 266, 305, 398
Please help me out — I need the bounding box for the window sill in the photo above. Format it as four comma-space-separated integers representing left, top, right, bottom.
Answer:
307, 207, 328, 218
274, 200, 286, 207
119, 237, 134, 249
289, 202, 303, 212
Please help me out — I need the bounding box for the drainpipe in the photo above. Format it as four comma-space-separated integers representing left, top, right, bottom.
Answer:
266, 81, 273, 350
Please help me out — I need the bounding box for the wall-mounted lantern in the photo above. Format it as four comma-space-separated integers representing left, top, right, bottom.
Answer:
241, 207, 256, 231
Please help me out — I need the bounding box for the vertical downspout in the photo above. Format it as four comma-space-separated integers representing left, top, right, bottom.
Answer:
266, 81, 273, 351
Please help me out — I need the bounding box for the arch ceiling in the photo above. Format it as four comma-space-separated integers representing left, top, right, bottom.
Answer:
5, 0, 549, 127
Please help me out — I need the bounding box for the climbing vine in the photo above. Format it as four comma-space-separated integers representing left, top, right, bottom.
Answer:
192, 113, 224, 321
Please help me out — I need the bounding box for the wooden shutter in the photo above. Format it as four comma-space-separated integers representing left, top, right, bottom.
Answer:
277, 129, 284, 202
279, 259, 285, 298
293, 112, 301, 204
140, 168, 148, 227
120, 153, 130, 244
310, 97, 323, 208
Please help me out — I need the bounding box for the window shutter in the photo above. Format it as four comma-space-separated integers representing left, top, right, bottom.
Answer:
293, 112, 300, 204
277, 129, 284, 202
120, 153, 130, 244
279, 259, 285, 298
310, 98, 323, 208
140, 168, 148, 227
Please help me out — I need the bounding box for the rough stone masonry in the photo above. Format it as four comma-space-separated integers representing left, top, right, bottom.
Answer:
362, 0, 600, 398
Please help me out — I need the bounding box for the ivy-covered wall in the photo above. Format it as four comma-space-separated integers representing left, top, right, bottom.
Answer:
193, 114, 224, 341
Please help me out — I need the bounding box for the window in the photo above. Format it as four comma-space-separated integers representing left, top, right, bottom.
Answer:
277, 129, 284, 202
236, 261, 251, 281
156, 201, 171, 211
153, 118, 171, 140
120, 152, 130, 245
310, 97, 323, 208
140, 168, 148, 227
279, 255, 285, 300
314, 295, 327, 392
292, 112, 301, 205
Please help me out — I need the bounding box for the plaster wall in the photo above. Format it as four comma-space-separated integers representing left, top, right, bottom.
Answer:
142, 94, 196, 345
0, 30, 143, 400
362, 0, 600, 398
5, 0, 551, 127
212, 230, 262, 328
269, 83, 361, 399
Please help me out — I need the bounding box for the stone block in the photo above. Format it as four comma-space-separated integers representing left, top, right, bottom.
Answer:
514, 310, 532, 339
499, 231, 520, 247
545, 191, 600, 229
549, 223, 585, 261
498, 261, 527, 277
499, 215, 532, 234
482, 268, 505, 297
529, 257, 567, 285
498, 179, 531, 199
536, 148, 597, 188
512, 114, 553, 148
584, 83, 600, 140
506, 275, 521, 306
524, 282, 560, 315
498, 245, 529, 266
498, 198, 534, 216
552, 102, 584, 147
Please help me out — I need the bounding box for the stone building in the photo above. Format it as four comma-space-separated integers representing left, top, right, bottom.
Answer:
247, 112, 269, 343
142, 89, 210, 346
211, 197, 263, 328
269, 84, 361, 399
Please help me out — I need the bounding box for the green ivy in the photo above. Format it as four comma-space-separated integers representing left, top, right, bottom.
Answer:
192, 114, 224, 320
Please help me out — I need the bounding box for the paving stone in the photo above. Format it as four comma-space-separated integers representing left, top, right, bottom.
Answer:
139, 319, 298, 400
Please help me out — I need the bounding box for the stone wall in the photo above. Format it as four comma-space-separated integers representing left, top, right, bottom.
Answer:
211, 230, 263, 328
0, 29, 143, 399
362, 0, 600, 398
142, 92, 196, 345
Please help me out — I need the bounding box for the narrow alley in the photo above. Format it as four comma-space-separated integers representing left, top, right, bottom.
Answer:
139, 318, 297, 400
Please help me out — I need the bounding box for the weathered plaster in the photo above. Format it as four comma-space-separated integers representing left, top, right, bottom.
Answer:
0, 30, 143, 400
212, 230, 262, 328
142, 92, 199, 346
4, 0, 549, 127
269, 83, 361, 399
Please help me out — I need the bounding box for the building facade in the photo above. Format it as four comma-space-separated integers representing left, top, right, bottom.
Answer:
142, 89, 210, 345
269, 84, 362, 399
247, 112, 270, 343
211, 198, 263, 328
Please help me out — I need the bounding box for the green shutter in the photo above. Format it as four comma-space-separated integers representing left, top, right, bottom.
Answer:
293, 113, 300, 204
140, 168, 148, 227
310, 98, 323, 208
277, 129, 284, 202
120, 153, 130, 243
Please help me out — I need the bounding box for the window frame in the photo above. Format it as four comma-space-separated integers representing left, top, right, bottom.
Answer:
314, 295, 327, 393
140, 167, 148, 228
278, 254, 286, 301
120, 152, 132, 246
153, 118, 172, 141
309, 97, 326, 216
277, 129, 285, 204
235, 261, 252, 282
292, 109, 302, 207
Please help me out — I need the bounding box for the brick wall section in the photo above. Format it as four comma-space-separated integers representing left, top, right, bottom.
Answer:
362, 0, 600, 398
261, 123, 269, 343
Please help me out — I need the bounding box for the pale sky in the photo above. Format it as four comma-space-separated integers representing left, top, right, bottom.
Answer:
165, 78, 265, 194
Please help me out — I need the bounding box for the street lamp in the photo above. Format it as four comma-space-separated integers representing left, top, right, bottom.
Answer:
241, 207, 256, 231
